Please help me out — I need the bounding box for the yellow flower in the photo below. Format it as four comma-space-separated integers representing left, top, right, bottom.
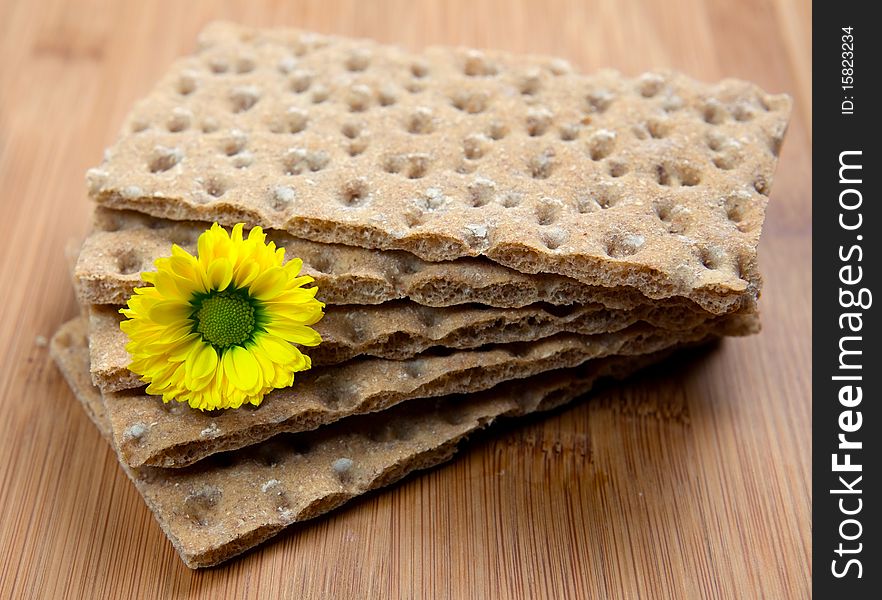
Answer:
120, 223, 324, 410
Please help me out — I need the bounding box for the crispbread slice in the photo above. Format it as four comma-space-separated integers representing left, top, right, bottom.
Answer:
77, 208, 740, 313
101, 314, 757, 469
88, 300, 720, 393
87, 22, 790, 312
52, 316, 684, 569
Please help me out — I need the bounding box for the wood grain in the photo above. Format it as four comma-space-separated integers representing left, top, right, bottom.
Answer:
0, 0, 811, 598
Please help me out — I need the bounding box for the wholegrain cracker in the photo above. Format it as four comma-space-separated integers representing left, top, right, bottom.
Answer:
52, 317, 685, 568
88, 300, 719, 393
102, 314, 757, 468
77, 208, 744, 313
87, 22, 790, 312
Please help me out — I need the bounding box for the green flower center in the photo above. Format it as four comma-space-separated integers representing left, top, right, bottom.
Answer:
192, 289, 256, 349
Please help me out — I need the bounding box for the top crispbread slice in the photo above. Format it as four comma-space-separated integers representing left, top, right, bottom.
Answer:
87, 22, 790, 310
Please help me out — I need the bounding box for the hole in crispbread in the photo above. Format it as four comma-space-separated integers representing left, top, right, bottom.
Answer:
519, 71, 542, 95
608, 160, 628, 178
451, 91, 488, 114
462, 134, 489, 160
541, 228, 568, 250
724, 192, 752, 223
595, 188, 621, 209
271, 186, 296, 212
588, 130, 616, 160
167, 227, 200, 246
377, 86, 397, 106
498, 191, 523, 208
637, 73, 665, 98
526, 108, 553, 137
346, 85, 372, 112
116, 248, 141, 274
201, 118, 219, 133
713, 155, 738, 170
405, 81, 424, 94
586, 89, 614, 113
402, 206, 425, 228
753, 175, 771, 195
528, 149, 556, 179
311, 84, 330, 104
706, 131, 727, 152
166, 108, 191, 132
339, 178, 370, 207
289, 70, 312, 93
277, 55, 298, 74
468, 178, 496, 207
559, 123, 580, 141
221, 130, 247, 156
130, 119, 149, 133
231, 151, 253, 168
535, 198, 561, 225
183, 485, 221, 527
410, 61, 429, 78
383, 153, 430, 179
345, 49, 371, 72
348, 139, 368, 156
235, 56, 256, 73
278, 108, 308, 134
732, 103, 755, 122
229, 86, 259, 113
646, 118, 671, 139
573, 195, 598, 214
203, 177, 227, 198
308, 251, 333, 274
703, 100, 727, 124
148, 146, 182, 173
605, 232, 644, 258
406, 108, 434, 134
341, 121, 363, 139
208, 57, 229, 73
463, 51, 498, 76
487, 120, 508, 140
177, 72, 197, 95
769, 133, 784, 157
655, 162, 701, 187
283, 148, 329, 175
403, 360, 426, 379
697, 246, 724, 270
653, 199, 674, 222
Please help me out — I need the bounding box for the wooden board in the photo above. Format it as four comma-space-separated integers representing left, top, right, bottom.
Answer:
0, 0, 812, 597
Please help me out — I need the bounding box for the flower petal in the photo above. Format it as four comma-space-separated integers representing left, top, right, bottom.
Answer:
264, 322, 322, 346
148, 301, 193, 325
187, 343, 218, 382
223, 345, 260, 392
248, 267, 288, 300
207, 257, 233, 291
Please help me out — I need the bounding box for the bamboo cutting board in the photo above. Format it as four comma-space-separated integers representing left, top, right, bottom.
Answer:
0, 0, 811, 598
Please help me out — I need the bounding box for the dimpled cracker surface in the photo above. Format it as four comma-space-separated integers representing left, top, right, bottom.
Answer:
87, 22, 790, 312
77, 209, 742, 314
88, 300, 718, 393
102, 314, 757, 468
51, 317, 680, 569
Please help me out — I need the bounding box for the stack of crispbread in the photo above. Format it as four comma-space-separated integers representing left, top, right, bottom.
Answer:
51, 22, 790, 568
